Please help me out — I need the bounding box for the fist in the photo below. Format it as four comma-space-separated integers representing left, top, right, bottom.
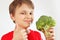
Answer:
12, 29, 28, 40
46, 27, 55, 40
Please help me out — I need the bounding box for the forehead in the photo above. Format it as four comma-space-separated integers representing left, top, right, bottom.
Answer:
15, 4, 34, 12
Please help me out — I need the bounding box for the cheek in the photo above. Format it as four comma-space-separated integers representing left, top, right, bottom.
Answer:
15, 15, 25, 22
31, 16, 34, 23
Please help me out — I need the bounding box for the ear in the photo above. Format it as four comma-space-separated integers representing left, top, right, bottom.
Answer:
10, 13, 15, 21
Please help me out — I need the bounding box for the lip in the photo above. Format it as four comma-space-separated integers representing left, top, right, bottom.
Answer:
24, 20, 31, 23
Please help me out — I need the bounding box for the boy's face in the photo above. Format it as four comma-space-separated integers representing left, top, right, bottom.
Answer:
10, 4, 34, 29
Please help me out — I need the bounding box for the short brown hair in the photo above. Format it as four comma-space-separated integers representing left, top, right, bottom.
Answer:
9, 0, 34, 14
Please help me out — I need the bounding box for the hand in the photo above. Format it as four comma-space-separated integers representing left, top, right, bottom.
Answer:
46, 27, 55, 40
12, 24, 28, 40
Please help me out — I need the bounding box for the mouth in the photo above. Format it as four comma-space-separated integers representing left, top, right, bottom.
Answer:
24, 20, 31, 24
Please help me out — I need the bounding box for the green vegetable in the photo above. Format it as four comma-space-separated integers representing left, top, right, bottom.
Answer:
36, 15, 56, 36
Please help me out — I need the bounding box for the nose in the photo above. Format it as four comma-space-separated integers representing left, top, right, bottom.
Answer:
26, 13, 32, 19
25, 13, 33, 23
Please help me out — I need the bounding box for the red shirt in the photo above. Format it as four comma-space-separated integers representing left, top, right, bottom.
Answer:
1, 30, 42, 40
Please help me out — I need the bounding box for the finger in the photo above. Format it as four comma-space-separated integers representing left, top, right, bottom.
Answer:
23, 35, 28, 40
49, 29, 54, 33
23, 32, 28, 38
49, 37, 55, 40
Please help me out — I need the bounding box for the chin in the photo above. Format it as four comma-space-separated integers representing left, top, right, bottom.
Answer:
24, 24, 30, 29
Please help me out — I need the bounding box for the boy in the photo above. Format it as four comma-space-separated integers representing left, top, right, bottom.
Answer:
1, 0, 42, 40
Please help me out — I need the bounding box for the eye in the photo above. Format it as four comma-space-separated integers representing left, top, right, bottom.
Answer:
50, 31, 53, 33
20, 12, 25, 15
30, 12, 33, 15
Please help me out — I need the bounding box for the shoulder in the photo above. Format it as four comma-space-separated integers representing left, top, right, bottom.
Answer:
29, 30, 42, 40
1, 31, 13, 40
28, 29, 43, 40
36, 30, 46, 40
30, 30, 41, 35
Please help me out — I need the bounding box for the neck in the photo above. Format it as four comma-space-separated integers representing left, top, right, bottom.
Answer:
14, 24, 28, 33
14, 24, 30, 34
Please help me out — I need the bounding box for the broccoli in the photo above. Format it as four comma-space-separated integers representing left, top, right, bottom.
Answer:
36, 15, 56, 36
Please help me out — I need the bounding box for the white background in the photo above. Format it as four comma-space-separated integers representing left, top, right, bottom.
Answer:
0, 0, 60, 40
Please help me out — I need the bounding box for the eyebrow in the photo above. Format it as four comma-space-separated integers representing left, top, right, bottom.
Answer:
21, 10, 33, 13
